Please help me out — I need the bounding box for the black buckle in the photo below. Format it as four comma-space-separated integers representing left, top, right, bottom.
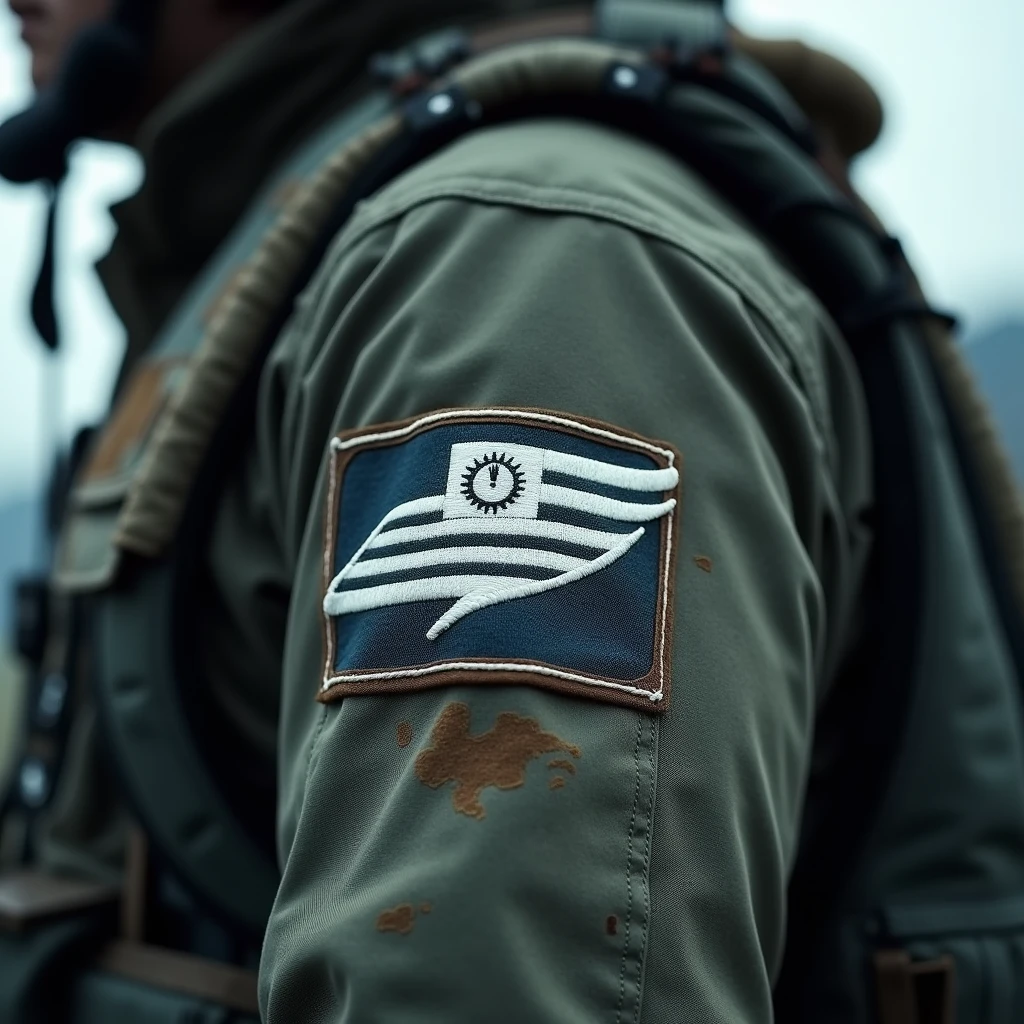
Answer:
603, 62, 670, 104
651, 36, 729, 77
403, 85, 481, 136
370, 30, 472, 98
597, 0, 729, 76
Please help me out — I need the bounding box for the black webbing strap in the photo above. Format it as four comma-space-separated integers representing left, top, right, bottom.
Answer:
763, 197, 960, 340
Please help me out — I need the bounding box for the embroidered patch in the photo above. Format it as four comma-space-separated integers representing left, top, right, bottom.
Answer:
320, 409, 681, 710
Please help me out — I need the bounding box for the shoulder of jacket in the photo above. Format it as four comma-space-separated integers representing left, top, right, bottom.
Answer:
324, 116, 834, 430
342, 118, 776, 284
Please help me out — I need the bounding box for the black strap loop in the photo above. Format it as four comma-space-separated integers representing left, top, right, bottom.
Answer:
841, 290, 959, 339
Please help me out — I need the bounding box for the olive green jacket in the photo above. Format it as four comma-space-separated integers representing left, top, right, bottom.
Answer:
42, 2, 874, 1021
246, 114, 872, 1019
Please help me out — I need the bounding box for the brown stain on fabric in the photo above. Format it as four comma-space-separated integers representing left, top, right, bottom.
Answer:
377, 904, 416, 935
81, 359, 185, 482
694, 555, 714, 573
549, 777, 566, 791
548, 759, 577, 775
606, 915, 618, 936
415, 702, 580, 819
396, 721, 413, 748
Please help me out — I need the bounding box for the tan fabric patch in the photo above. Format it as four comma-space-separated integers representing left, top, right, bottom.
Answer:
81, 358, 186, 484
414, 702, 580, 820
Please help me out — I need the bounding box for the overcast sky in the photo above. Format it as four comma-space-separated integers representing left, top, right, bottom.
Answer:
1, 0, 1022, 498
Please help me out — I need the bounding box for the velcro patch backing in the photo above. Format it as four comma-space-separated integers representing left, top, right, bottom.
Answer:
320, 408, 681, 711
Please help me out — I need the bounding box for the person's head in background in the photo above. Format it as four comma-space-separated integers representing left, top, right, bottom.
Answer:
8, 0, 289, 130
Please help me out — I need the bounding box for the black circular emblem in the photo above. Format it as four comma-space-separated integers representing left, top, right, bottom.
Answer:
461, 452, 526, 514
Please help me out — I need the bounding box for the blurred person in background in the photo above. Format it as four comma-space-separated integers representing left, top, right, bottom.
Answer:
1, 0, 1023, 1022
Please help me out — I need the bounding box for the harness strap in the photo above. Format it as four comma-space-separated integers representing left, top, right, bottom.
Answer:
93, 941, 259, 1015
0, 871, 117, 933
873, 950, 956, 1024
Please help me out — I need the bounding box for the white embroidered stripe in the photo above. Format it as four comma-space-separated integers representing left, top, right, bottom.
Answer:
323, 527, 644, 638
543, 449, 678, 492
340, 545, 588, 579
425, 528, 643, 638
334, 495, 446, 589
326, 574, 560, 613
539, 485, 676, 522
368, 517, 630, 553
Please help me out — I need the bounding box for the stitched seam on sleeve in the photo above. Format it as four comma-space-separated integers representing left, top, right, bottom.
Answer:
303, 705, 330, 796
616, 712, 644, 1024
634, 713, 659, 1024
339, 177, 829, 437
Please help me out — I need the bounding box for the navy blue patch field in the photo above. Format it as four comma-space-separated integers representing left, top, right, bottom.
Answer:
319, 408, 681, 712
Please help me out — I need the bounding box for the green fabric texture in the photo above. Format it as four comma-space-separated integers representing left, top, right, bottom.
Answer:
250, 118, 873, 1022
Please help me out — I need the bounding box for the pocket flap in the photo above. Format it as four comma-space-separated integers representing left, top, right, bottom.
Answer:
53, 358, 188, 593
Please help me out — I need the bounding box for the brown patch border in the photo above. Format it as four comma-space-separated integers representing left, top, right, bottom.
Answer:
318, 408, 681, 713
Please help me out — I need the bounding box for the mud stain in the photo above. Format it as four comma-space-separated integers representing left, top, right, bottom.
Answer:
377, 904, 416, 935
397, 721, 413, 748
548, 759, 577, 775
549, 776, 565, 790
694, 555, 713, 573
415, 702, 581, 819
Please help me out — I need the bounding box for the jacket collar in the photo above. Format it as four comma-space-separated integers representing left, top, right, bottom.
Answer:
98, 0, 564, 372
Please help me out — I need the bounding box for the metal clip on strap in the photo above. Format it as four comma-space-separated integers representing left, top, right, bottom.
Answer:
595, 0, 725, 52
370, 29, 471, 96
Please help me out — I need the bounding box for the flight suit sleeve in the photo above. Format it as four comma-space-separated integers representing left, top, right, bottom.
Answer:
257, 167, 872, 1022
